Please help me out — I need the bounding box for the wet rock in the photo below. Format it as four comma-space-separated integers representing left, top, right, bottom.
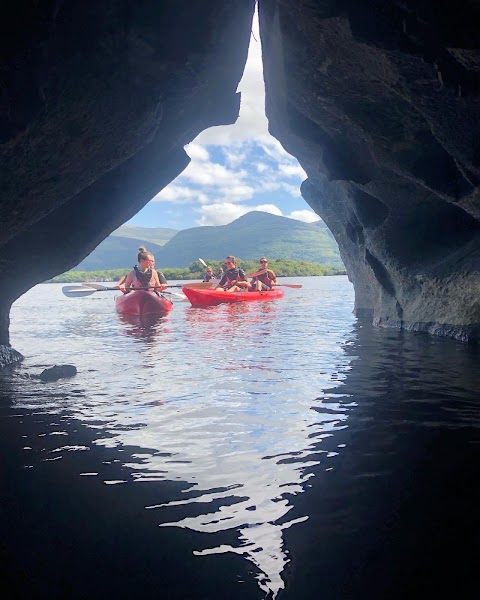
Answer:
0, 0, 255, 346
259, 0, 480, 341
0, 345, 24, 369
38, 365, 77, 382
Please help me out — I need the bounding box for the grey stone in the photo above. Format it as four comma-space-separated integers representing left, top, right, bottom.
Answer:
38, 365, 77, 382
0, 345, 24, 369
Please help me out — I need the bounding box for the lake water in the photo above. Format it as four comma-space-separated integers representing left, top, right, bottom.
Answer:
1, 276, 480, 599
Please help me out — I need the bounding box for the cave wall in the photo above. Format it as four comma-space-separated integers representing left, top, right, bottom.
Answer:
259, 0, 480, 341
0, 0, 255, 350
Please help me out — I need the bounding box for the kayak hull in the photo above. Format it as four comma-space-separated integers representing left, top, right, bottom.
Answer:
182, 286, 284, 307
115, 290, 173, 316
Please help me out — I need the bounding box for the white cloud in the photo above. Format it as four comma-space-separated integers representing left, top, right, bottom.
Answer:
152, 185, 209, 204
185, 143, 210, 162
278, 164, 307, 179
195, 10, 268, 146
287, 210, 321, 223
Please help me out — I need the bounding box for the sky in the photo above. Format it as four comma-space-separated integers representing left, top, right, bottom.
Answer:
128, 12, 319, 231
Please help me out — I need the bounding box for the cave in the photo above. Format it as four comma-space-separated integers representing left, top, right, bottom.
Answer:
2, 0, 480, 367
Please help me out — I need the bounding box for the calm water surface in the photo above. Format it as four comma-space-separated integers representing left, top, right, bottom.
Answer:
1, 276, 479, 599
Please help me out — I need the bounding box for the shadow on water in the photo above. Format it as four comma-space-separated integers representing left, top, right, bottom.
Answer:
280, 321, 480, 599
1, 295, 480, 599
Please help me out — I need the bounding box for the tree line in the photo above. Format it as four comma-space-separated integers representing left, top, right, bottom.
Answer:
48, 259, 347, 283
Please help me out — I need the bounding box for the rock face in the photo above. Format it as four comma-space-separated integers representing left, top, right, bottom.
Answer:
259, 0, 480, 341
2, 0, 480, 355
0, 0, 255, 353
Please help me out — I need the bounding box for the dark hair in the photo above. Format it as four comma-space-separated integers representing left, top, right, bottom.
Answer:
225, 256, 236, 265
138, 246, 149, 262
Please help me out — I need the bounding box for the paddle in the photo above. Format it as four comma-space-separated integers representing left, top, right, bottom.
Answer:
81, 283, 187, 299
198, 258, 208, 268
63, 282, 211, 298
81, 281, 211, 290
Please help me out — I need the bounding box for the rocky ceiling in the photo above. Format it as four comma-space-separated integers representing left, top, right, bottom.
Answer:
1, 0, 480, 365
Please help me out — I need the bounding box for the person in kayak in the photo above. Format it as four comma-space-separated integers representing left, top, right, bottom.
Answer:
215, 256, 250, 292
216, 266, 224, 279
118, 247, 167, 293
203, 267, 215, 282
249, 257, 277, 291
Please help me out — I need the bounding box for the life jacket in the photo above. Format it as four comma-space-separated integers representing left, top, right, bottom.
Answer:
223, 267, 246, 288
251, 269, 275, 289
132, 266, 155, 288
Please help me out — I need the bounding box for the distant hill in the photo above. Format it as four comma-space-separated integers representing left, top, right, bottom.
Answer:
112, 224, 177, 246
74, 236, 166, 271
157, 212, 343, 267
74, 225, 178, 270
73, 211, 343, 270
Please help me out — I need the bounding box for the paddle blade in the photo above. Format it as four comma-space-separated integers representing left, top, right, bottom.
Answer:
279, 284, 303, 288
82, 282, 109, 290
198, 258, 208, 268
62, 286, 96, 297
182, 281, 213, 289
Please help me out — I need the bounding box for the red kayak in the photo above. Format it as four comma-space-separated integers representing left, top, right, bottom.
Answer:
115, 290, 173, 316
182, 286, 284, 307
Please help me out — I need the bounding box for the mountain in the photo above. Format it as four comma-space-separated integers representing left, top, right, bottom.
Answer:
74, 225, 178, 270
73, 212, 343, 270
112, 224, 177, 246
156, 212, 343, 267
74, 237, 166, 271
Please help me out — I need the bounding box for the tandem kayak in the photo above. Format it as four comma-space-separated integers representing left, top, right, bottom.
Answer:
115, 290, 173, 316
182, 286, 284, 307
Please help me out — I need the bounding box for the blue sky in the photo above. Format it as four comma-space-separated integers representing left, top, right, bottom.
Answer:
128, 13, 320, 231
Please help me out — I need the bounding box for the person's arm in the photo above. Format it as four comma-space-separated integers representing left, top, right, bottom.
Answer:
117, 274, 127, 290
152, 270, 167, 291
215, 274, 228, 290
235, 269, 250, 288
157, 271, 168, 290
268, 270, 277, 286
119, 271, 133, 293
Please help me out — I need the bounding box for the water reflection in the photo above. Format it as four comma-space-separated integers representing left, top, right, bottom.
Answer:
10, 279, 480, 598
117, 313, 172, 342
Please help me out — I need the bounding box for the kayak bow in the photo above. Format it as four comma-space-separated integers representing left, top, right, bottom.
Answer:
115, 290, 173, 316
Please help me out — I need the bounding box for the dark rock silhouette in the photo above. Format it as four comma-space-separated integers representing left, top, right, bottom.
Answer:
0, 0, 256, 358
259, 0, 480, 341
37, 364, 77, 382
2, 0, 480, 366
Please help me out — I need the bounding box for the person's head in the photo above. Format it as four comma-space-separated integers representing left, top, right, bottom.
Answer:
137, 246, 154, 269
225, 256, 236, 268
259, 257, 268, 267
206, 267, 213, 275
217, 267, 224, 274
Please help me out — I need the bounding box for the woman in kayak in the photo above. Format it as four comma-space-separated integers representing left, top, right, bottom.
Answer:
249, 257, 277, 291
203, 267, 215, 282
215, 256, 250, 292
118, 247, 167, 293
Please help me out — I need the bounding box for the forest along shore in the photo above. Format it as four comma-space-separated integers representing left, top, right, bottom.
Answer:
47, 259, 347, 283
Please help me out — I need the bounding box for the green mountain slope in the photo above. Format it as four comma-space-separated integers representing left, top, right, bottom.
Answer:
73, 212, 343, 270
157, 212, 343, 267
74, 236, 166, 271
112, 224, 177, 246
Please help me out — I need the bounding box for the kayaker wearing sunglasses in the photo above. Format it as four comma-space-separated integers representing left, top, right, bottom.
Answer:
117, 246, 167, 294
250, 257, 277, 291
215, 256, 249, 292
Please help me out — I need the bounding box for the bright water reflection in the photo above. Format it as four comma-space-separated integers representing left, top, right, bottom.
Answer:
6, 277, 355, 597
